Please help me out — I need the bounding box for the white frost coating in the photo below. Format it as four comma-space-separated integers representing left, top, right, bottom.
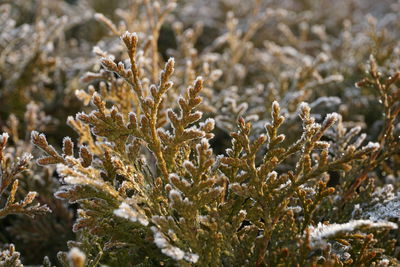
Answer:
276, 179, 291, 190
63, 176, 101, 188
229, 182, 240, 189
309, 219, 397, 247
20, 152, 33, 161
0, 132, 9, 142
286, 206, 302, 213
121, 31, 138, 40
266, 8, 289, 17
378, 259, 390, 266
182, 178, 192, 188
266, 171, 277, 182
205, 118, 216, 127
272, 100, 279, 109
364, 193, 400, 221
351, 204, 362, 218
301, 55, 313, 66
324, 74, 344, 83
197, 215, 210, 224
325, 112, 340, 122
361, 141, 380, 151
169, 189, 183, 202
92, 46, 104, 55
170, 173, 191, 188
199, 118, 215, 129
167, 2, 177, 10
183, 160, 194, 170
299, 102, 311, 113
153, 230, 169, 248
239, 210, 247, 216
194, 76, 203, 83
184, 253, 200, 263
210, 69, 223, 80
195, 138, 209, 153
162, 247, 185, 261
223, 97, 236, 105
370, 184, 395, 204
317, 52, 329, 63
94, 13, 105, 21
315, 141, 330, 148
299, 185, 316, 195
169, 173, 180, 180
151, 227, 199, 263
157, 128, 173, 138
56, 163, 69, 174
114, 202, 149, 226
353, 133, 367, 148
342, 252, 351, 261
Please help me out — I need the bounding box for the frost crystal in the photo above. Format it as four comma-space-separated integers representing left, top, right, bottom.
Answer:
361, 141, 380, 151
169, 189, 183, 203
364, 193, 400, 221
286, 206, 302, 213
299, 102, 311, 113
0, 132, 9, 142
151, 227, 199, 263
276, 179, 291, 190
114, 202, 149, 226
309, 220, 397, 248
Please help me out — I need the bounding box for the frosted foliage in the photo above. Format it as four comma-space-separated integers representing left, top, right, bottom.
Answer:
114, 202, 149, 226
8, 0, 400, 265
309, 220, 397, 248
151, 227, 199, 263
365, 193, 400, 221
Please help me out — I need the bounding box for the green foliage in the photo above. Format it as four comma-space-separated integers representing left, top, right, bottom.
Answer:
1, 0, 400, 266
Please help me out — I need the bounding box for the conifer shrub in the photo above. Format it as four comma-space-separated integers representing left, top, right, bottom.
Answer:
1, 0, 400, 266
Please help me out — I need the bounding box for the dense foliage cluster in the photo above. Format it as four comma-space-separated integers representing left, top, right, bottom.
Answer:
1, 0, 400, 266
